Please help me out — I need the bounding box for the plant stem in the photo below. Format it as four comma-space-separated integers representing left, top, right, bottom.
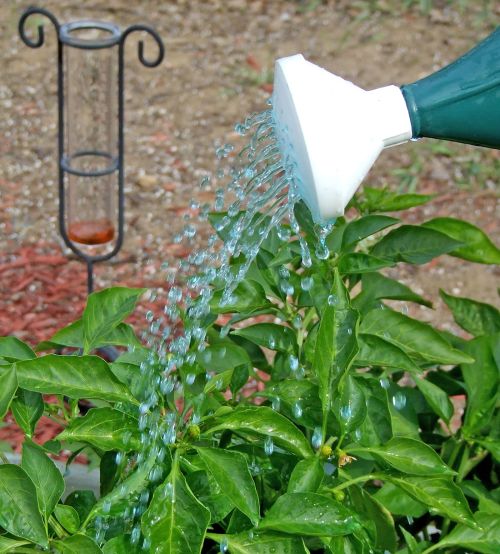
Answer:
329, 472, 385, 492
49, 514, 67, 539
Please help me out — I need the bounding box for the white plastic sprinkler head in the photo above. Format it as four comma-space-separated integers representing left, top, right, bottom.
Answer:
273, 54, 413, 222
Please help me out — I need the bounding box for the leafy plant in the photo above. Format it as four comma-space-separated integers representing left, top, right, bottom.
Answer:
1, 188, 499, 553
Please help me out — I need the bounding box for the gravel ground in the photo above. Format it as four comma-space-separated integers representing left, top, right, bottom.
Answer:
0, 0, 498, 343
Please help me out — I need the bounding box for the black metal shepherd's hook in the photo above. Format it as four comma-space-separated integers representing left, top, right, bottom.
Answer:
19, 7, 164, 294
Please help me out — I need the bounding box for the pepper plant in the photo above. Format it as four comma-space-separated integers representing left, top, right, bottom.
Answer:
0, 188, 499, 553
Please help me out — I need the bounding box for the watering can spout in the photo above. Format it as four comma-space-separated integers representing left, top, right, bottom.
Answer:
273, 27, 500, 222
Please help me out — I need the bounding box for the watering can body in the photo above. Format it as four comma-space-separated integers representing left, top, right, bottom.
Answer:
273, 27, 500, 221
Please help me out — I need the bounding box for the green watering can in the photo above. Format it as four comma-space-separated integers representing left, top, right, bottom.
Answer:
273, 27, 500, 222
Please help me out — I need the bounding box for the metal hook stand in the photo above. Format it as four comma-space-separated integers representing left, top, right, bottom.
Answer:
19, 7, 164, 294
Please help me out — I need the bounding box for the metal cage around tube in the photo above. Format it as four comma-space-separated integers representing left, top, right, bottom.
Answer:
19, 7, 164, 293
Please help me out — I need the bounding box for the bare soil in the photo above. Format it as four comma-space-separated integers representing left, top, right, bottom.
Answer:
0, 0, 499, 343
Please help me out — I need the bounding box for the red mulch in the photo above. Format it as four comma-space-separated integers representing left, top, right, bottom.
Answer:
0, 242, 171, 458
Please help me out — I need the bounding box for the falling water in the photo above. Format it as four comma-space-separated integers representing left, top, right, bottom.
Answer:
91, 99, 336, 547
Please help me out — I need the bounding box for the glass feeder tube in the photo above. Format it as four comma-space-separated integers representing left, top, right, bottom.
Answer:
19, 7, 164, 292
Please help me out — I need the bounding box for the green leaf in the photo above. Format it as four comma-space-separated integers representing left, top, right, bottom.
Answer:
371, 225, 463, 264
65, 490, 97, 523
15, 355, 137, 404
58, 408, 140, 452
363, 187, 433, 212
354, 272, 432, 310
414, 376, 454, 423
0, 464, 48, 547
53, 534, 102, 553
425, 512, 500, 553
260, 492, 359, 536
475, 438, 500, 464
461, 335, 499, 435
356, 378, 393, 446
0, 365, 17, 418
196, 447, 259, 526
141, 459, 210, 554
11, 389, 44, 437
83, 287, 146, 353
206, 406, 312, 458
348, 437, 453, 475
349, 486, 397, 552
342, 215, 399, 248
102, 535, 140, 554
0, 337, 36, 360
360, 308, 474, 365
54, 504, 80, 533
218, 531, 309, 553
21, 441, 64, 520
185, 470, 234, 524
210, 280, 271, 314
374, 482, 427, 517
267, 380, 322, 430
423, 217, 500, 264
37, 320, 142, 351
288, 457, 324, 493
232, 323, 296, 353
333, 375, 367, 435
0, 536, 30, 553
440, 290, 500, 337
314, 269, 359, 429
197, 342, 251, 373
338, 253, 395, 274
355, 334, 421, 373
389, 475, 475, 526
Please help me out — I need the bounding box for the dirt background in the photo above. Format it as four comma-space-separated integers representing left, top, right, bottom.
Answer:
0, 0, 499, 344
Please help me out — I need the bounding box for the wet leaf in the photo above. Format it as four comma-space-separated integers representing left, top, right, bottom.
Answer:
141, 460, 210, 554
424, 512, 500, 553
440, 290, 500, 337
389, 475, 475, 526
232, 323, 296, 353
333, 374, 367, 435
314, 269, 359, 428
371, 225, 463, 264
11, 389, 44, 437
342, 215, 399, 248
205, 406, 312, 458
362, 188, 433, 212
221, 531, 309, 553
21, 441, 64, 520
414, 376, 454, 423
423, 217, 500, 264
288, 457, 324, 493
348, 437, 453, 476
52, 534, 102, 553
0, 464, 48, 547
0, 365, 17, 418
54, 504, 80, 533
260, 492, 359, 536
338, 252, 395, 274
360, 308, 474, 365
58, 408, 141, 452
461, 335, 499, 435
0, 337, 36, 361
355, 333, 421, 373
15, 355, 137, 405
83, 287, 146, 353
197, 447, 259, 525
210, 280, 272, 314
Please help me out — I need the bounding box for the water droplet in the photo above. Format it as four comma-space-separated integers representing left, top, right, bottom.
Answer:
186, 373, 196, 385
271, 397, 281, 411
379, 377, 390, 389
340, 404, 352, 421
392, 391, 407, 410
293, 401, 303, 418
327, 294, 338, 306
220, 537, 229, 552
264, 436, 274, 455
301, 276, 313, 291
312, 427, 322, 449
289, 355, 299, 372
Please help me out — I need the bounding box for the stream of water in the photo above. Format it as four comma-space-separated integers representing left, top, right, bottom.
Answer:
95, 99, 335, 549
